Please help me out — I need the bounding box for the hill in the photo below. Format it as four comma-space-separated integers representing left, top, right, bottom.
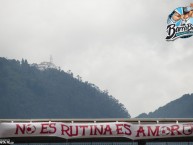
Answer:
0, 57, 130, 118
137, 94, 193, 118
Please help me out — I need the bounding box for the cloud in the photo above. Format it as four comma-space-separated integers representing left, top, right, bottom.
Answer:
0, 0, 193, 117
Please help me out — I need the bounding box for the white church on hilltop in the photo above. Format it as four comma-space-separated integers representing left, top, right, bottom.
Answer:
31, 56, 59, 71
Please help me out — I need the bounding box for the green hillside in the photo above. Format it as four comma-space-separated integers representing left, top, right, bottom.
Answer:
0, 57, 130, 118
137, 94, 193, 118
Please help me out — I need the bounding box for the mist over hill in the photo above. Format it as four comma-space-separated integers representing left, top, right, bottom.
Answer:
137, 94, 193, 118
0, 57, 130, 118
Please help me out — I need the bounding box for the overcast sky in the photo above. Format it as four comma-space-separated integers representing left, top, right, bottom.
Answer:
0, 0, 193, 117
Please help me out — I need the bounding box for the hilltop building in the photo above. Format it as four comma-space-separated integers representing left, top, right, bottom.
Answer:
32, 56, 59, 70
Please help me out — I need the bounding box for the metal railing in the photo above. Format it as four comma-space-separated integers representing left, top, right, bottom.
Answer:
1, 118, 193, 123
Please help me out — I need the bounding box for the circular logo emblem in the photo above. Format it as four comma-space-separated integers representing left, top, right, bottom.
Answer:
160, 126, 171, 136
26, 124, 36, 134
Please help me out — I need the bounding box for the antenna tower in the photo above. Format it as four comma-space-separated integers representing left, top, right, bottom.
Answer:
50, 55, 53, 63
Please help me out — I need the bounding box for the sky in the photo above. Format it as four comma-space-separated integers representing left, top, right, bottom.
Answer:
0, 0, 193, 117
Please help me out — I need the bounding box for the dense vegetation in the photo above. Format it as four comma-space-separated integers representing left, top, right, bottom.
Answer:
137, 94, 193, 118
0, 57, 130, 118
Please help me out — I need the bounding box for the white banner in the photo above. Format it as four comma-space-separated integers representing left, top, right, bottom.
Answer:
0, 122, 193, 140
